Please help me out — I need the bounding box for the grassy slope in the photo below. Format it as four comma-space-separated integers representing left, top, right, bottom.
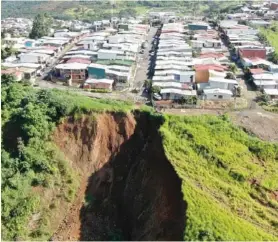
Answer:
160, 114, 278, 240
260, 22, 278, 55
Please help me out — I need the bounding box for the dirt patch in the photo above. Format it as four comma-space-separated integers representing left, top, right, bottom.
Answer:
230, 109, 278, 142
51, 111, 186, 241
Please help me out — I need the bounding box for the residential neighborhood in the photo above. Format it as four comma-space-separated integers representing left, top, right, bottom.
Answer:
2, 1, 278, 108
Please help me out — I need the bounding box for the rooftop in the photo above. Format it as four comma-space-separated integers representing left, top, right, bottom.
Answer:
55, 63, 89, 70
264, 88, 278, 95
85, 78, 114, 84
203, 88, 233, 95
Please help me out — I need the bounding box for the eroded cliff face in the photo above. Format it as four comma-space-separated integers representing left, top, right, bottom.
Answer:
52, 111, 186, 241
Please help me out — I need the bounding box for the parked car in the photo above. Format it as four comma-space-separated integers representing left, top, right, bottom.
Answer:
153, 93, 162, 100
140, 49, 144, 54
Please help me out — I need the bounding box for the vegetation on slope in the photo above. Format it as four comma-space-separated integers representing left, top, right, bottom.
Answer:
1, 75, 132, 240
1, 0, 241, 20
160, 115, 278, 240
2, 74, 278, 240
259, 22, 278, 63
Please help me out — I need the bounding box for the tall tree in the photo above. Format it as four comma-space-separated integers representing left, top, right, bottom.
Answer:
29, 13, 53, 39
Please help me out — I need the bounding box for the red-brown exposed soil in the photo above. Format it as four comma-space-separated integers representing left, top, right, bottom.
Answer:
51, 111, 186, 241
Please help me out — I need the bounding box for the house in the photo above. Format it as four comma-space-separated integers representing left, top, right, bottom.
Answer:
18, 67, 37, 83
241, 57, 272, 68
208, 77, 238, 90
105, 68, 131, 83
253, 80, 278, 89
87, 63, 106, 79
97, 49, 125, 60
203, 88, 233, 100
188, 22, 209, 31
160, 88, 196, 100
152, 82, 192, 90
195, 64, 228, 83
252, 73, 278, 89
84, 78, 114, 91
269, 64, 278, 73
264, 88, 278, 99
54, 63, 89, 83
238, 47, 266, 60
270, 2, 278, 10
154, 70, 195, 83
66, 58, 91, 64
19, 52, 50, 64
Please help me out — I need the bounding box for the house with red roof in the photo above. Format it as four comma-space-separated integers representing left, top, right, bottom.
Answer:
270, 2, 278, 10
238, 47, 266, 60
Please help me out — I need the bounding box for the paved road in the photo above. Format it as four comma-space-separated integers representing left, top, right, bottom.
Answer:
132, 27, 157, 89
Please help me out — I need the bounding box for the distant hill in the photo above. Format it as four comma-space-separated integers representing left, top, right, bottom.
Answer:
1, 0, 240, 21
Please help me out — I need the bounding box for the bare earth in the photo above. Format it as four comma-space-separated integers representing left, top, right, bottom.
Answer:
164, 108, 278, 142
230, 109, 278, 142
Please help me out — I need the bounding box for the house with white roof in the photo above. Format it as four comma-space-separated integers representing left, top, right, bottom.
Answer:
160, 88, 196, 100
203, 88, 233, 100
19, 52, 50, 64
264, 89, 278, 99
252, 73, 278, 90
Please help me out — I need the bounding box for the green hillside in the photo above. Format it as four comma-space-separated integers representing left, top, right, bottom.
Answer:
1, 0, 242, 20
1, 75, 278, 240
161, 115, 278, 240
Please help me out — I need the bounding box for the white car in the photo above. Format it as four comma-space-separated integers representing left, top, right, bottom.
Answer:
153, 93, 162, 100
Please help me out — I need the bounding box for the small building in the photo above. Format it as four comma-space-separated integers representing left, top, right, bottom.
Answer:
270, 2, 278, 10
269, 64, 278, 73
87, 63, 106, 79
188, 22, 209, 31
18, 67, 37, 83
208, 77, 238, 90
253, 80, 278, 90
264, 88, 278, 99
84, 78, 114, 91
238, 47, 266, 60
54, 63, 88, 83
160, 88, 196, 100
19, 52, 50, 64
97, 49, 124, 60
203, 88, 233, 100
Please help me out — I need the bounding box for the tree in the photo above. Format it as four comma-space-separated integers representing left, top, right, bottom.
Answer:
238, 20, 247, 25
29, 13, 53, 39
151, 86, 161, 94
119, 8, 136, 18
144, 79, 152, 90
269, 52, 278, 64
1, 47, 18, 60
229, 63, 238, 74
226, 72, 236, 80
